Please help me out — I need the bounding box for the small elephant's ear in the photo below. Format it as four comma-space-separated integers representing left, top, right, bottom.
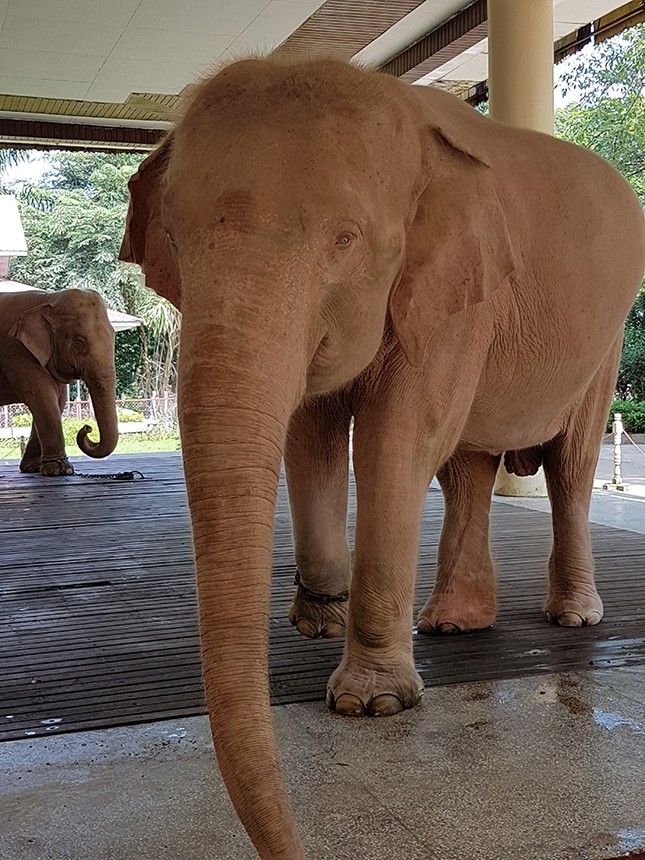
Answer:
119, 133, 182, 310
9, 305, 53, 367
390, 124, 516, 367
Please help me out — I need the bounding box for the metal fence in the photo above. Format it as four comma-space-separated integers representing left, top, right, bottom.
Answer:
0, 394, 178, 440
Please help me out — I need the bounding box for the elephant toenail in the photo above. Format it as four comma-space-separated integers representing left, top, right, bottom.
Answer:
545, 610, 555, 624
557, 611, 584, 628
333, 694, 366, 716
437, 622, 460, 635
584, 611, 602, 626
322, 623, 345, 639
416, 617, 433, 635
296, 619, 320, 638
368, 694, 404, 717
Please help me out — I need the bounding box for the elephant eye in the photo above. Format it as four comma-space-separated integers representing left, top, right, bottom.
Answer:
335, 231, 355, 248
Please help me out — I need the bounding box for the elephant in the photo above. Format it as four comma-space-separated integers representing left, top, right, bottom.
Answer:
0, 288, 119, 475
119, 57, 645, 859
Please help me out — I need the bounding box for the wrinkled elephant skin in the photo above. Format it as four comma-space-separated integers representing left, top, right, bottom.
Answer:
119, 57, 645, 859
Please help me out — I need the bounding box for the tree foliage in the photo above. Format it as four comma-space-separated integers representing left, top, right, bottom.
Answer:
0, 147, 30, 182
555, 25, 645, 400
5, 151, 180, 397
555, 26, 645, 203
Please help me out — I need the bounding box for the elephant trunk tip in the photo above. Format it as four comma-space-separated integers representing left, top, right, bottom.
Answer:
76, 423, 118, 459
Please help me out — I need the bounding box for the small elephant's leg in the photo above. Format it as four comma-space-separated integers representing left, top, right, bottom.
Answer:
418, 449, 501, 635
285, 394, 352, 638
18, 423, 43, 473
24, 385, 73, 476
542, 339, 622, 627
326, 411, 432, 717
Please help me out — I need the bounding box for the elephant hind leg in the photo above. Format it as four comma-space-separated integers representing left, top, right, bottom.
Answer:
418, 449, 501, 635
542, 337, 623, 628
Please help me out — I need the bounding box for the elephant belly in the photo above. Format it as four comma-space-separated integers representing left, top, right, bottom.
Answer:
459, 411, 564, 454
459, 369, 582, 453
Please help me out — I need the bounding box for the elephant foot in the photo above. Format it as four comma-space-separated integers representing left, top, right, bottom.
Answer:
417, 589, 496, 635
544, 589, 603, 627
19, 457, 41, 474
40, 457, 75, 477
326, 654, 423, 717
288, 573, 348, 638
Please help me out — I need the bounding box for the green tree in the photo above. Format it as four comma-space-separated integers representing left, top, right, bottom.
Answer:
555, 25, 645, 400
617, 290, 645, 400
5, 150, 180, 397
555, 26, 645, 202
0, 148, 29, 187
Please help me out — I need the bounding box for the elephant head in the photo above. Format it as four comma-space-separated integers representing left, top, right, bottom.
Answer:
9, 288, 119, 458
120, 57, 515, 858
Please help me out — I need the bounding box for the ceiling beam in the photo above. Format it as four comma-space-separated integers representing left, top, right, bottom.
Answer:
0, 117, 165, 152
380, 0, 487, 81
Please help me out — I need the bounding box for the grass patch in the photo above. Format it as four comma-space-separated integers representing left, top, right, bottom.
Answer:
114, 434, 181, 454
0, 431, 181, 460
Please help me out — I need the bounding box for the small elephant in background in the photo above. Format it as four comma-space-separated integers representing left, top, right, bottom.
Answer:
0, 288, 119, 475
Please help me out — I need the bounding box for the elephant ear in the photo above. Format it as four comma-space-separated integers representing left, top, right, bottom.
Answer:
119, 133, 182, 310
9, 305, 53, 367
390, 122, 517, 367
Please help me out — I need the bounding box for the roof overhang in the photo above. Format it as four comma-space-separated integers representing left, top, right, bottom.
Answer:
0, 0, 643, 152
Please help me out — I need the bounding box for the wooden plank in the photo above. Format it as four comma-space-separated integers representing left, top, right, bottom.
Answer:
1, 452, 644, 741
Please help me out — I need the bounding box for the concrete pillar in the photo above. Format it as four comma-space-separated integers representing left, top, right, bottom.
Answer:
488, 0, 554, 134
488, 0, 553, 497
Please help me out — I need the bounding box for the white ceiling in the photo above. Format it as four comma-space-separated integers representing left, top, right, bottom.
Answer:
0, 0, 326, 103
0, 0, 632, 113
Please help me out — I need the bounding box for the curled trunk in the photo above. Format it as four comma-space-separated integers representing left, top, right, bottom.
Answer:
76, 372, 119, 458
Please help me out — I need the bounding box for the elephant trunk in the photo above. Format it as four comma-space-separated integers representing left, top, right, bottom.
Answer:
178, 260, 310, 859
76, 370, 119, 458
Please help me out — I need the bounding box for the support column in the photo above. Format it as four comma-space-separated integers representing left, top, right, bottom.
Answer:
488, 0, 553, 498
488, 0, 554, 134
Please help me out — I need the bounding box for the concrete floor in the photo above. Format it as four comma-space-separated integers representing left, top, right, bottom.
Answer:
2, 449, 645, 860
2, 669, 644, 860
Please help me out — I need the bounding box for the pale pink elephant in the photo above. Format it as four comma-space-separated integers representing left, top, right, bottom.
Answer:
120, 57, 645, 859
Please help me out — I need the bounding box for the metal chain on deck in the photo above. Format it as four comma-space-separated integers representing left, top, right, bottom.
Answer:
73, 470, 145, 480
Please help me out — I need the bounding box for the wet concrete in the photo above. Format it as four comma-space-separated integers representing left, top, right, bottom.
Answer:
1, 670, 644, 860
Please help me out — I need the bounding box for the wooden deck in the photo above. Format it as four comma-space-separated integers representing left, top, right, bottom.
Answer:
1, 452, 644, 741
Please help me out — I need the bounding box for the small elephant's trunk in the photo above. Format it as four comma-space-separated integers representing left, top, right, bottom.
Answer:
76, 373, 119, 458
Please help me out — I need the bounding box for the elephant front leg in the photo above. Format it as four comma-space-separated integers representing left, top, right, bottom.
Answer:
326, 413, 429, 717
418, 449, 500, 634
25, 385, 74, 476
19, 423, 43, 473
285, 395, 352, 639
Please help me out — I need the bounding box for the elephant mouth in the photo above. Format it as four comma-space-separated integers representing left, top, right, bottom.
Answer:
306, 333, 339, 393
49, 365, 78, 384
